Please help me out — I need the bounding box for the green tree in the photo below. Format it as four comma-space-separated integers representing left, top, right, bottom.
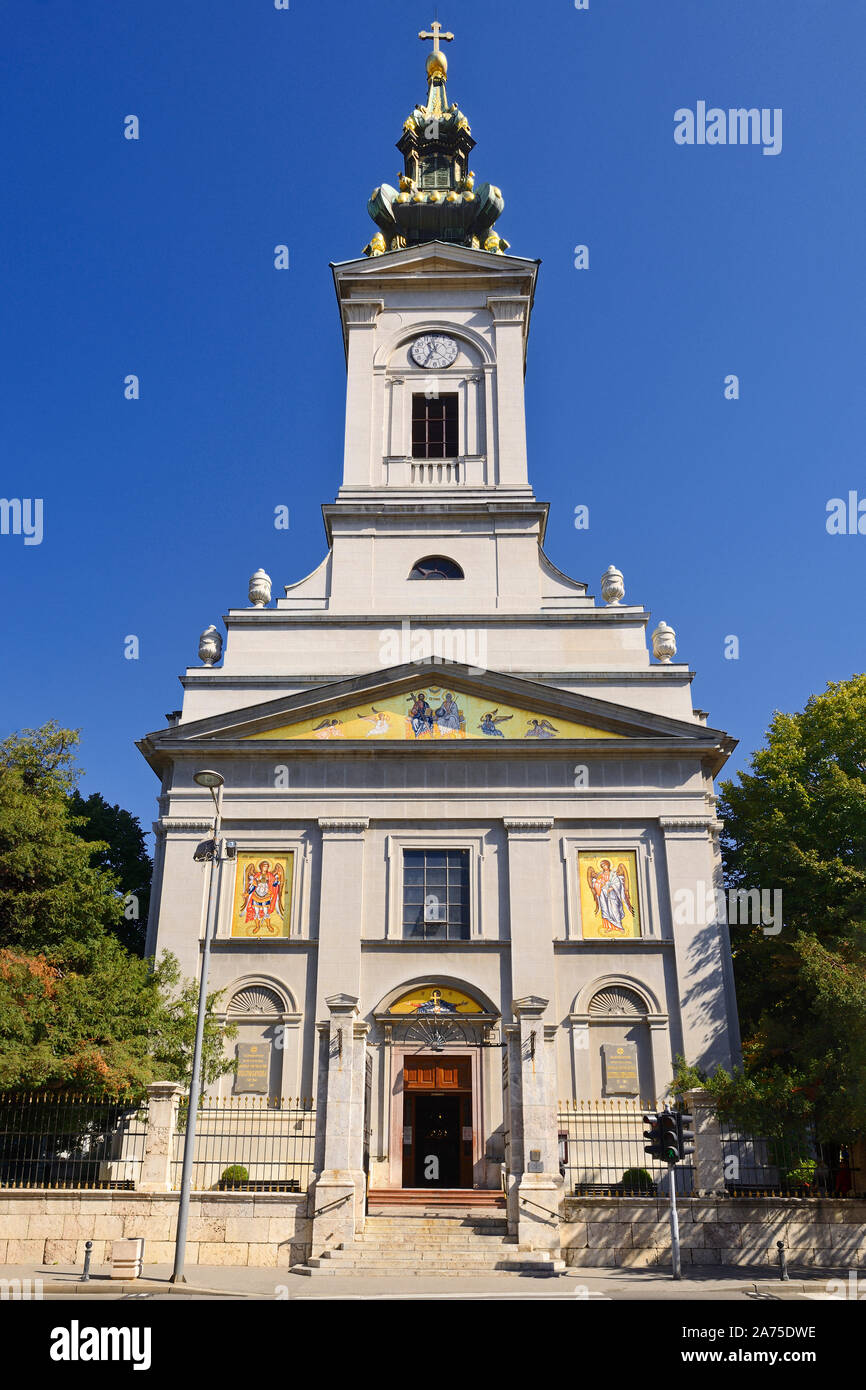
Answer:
0, 722, 232, 1096
685, 677, 866, 1139
0, 945, 232, 1098
68, 790, 152, 955
0, 722, 124, 956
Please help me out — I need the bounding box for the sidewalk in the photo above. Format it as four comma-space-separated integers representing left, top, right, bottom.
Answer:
0, 1262, 842, 1300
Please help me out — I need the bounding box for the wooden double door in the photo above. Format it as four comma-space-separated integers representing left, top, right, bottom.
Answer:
401, 1056, 473, 1189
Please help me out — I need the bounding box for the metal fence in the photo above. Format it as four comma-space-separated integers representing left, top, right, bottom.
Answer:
558, 1100, 695, 1196
718, 1122, 860, 1197
0, 1094, 148, 1189
171, 1097, 316, 1193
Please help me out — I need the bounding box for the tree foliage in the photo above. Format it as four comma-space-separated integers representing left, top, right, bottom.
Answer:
68, 790, 152, 955
0, 722, 231, 1097
0, 946, 231, 1098
691, 677, 866, 1138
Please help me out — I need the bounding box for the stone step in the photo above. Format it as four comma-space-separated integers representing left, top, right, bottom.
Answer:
312, 1251, 515, 1265
354, 1232, 516, 1244
350, 1245, 514, 1256
361, 1220, 509, 1232
296, 1261, 565, 1278
368, 1189, 505, 1208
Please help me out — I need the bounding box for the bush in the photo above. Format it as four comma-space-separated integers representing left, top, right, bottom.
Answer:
621, 1167, 654, 1192
783, 1158, 817, 1188
220, 1165, 249, 1185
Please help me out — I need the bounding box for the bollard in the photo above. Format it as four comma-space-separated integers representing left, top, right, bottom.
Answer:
776, 1239, 789, 1281
81, 1240, 93, 1283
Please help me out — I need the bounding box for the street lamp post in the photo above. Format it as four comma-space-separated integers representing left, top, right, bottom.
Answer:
170, 769, 224, 1284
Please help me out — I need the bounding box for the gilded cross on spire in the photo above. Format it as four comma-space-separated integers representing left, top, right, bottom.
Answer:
418, 20, 454, 55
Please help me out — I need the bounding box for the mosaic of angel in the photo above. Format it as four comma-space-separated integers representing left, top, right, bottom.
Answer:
525, 718, 559, 739
585, 858, 635, 937
356, 706, 392, 737
312, 718, 344, 739
478, 708, 513, 737
238, 859, 285, 933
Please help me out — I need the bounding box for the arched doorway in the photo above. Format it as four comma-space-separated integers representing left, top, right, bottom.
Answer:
373, 982, 501, 1192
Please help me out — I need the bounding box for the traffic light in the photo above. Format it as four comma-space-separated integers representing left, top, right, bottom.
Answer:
643, 1112, 663, 1159
660, 1110, 681, 1163
677, 1112, 695, 1159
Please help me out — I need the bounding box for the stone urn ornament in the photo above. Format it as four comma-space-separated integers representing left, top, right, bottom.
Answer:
651, 621, 677, 664
248, 568, 272, 608
601, 565, 625, 605
198, 625, 223, 667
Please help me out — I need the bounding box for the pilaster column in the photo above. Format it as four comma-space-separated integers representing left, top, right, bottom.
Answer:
648, 1015, 673, 1104
341, 300, 383, 489
387, 376, 405, 458
684, 1087, 727, 1194
487, 295, 530, 487
311, 994, 369, 1253
510, 997, 562, 1252
503, 818, 556, 1003
658, 817, 737, 1073
315, 817, 368, 1008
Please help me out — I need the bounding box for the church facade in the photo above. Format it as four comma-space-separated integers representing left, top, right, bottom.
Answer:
138, 30, 740, 1253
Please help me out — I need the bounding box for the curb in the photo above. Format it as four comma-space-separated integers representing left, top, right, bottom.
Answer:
37, 1279, 257, 1299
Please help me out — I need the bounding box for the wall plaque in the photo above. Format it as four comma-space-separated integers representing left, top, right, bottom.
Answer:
602, 1042, 640, 1096
234, 1042, 271, 1094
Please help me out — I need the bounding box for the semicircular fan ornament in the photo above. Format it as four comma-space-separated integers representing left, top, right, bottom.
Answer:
587, 986, 647, 1017
227, 985, 284, 1017
402, 1018, 472, 1049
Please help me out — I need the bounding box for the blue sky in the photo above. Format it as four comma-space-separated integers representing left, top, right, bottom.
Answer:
2, 0, 864, 842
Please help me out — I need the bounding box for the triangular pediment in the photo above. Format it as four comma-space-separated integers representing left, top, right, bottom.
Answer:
245, 681, 622, 743
332, 239, 539, 281
138, 662, 734, 769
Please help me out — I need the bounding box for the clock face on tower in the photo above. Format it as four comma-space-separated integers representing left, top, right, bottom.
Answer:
411, 334, 458, 370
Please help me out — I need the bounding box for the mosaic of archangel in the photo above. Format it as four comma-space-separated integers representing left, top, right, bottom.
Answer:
231, 852, 293, 938
578, 850, 642, 940
246, 687, 623, 742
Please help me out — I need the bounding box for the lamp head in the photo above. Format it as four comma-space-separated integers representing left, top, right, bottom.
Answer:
193, 770, 224, 789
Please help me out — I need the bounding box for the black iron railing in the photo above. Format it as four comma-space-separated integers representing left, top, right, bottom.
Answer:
558, 1099, 695, 1196
718, 1123, 859, 1197
171, 1096, 316, 1193
0, 1093, 148, 1189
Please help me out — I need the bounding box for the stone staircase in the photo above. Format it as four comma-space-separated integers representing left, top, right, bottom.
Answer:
293, 1204, 566, 1278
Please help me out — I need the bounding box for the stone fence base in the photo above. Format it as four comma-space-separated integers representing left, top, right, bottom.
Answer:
0, 1191, 311, 1269
562, 1197, 866, 1268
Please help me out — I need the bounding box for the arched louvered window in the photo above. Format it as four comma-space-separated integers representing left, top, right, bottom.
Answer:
408, 555, 465, 580
587, 985, 648, 1017
227, 985, 285, 1017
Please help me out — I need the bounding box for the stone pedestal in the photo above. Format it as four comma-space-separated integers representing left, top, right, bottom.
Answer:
310, 994, 369, 1254
137, 1081, 183, 1192
110, 1238, 144, 1279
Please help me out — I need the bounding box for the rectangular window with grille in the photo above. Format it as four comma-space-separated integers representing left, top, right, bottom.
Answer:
402, 848, 470, 940
412, 393, 458, 459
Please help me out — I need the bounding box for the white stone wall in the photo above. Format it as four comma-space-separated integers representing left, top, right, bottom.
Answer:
0, 1191, 311, 1269
561, 1197, 866, 1268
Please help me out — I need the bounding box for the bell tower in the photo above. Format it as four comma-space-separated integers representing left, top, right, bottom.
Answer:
331, 23, 540, 515
276, 23, 587, 615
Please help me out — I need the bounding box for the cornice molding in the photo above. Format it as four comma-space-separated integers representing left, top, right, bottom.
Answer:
343, 299, 384, 325
658, 816, 723, 834
157, 817, 213, 833
503, 817, 554, 835
486, 294, 529, 324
